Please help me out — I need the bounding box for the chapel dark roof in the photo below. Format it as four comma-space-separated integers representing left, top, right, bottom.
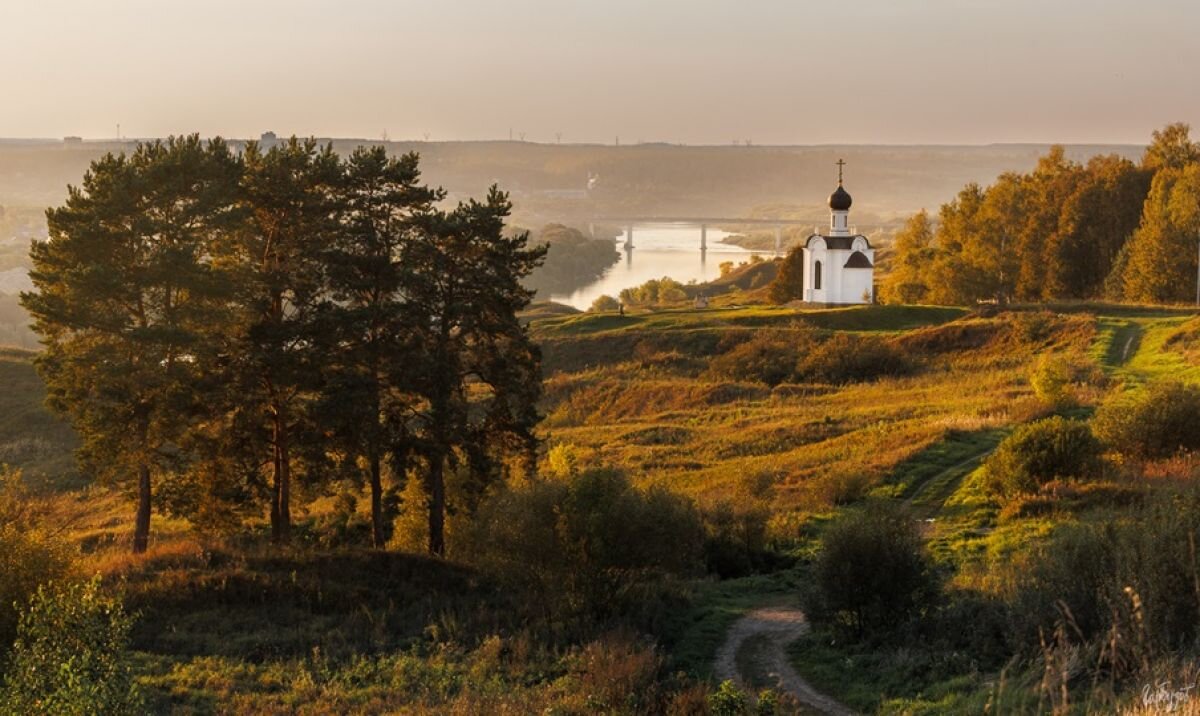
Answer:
829, 184, 852, 211
844, 251, 873, 269
805, 234, 871, 250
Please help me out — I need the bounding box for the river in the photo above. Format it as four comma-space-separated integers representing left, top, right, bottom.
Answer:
548, 225, 762, 309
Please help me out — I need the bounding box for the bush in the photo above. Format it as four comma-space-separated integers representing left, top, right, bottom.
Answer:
708, 331, 798, 387
0, 527, 74, 659
807, 503, 936, 636
0, 470, 74, 660
1007, 486, 1200, 684
1030, 354, 1074, 407
589, 294, 621, 313
701, 497, 772, 578
619, 277, 689, 307
982, 417, 1103, 501
793, 333, 915, 384
0, 576, 141, 715
708, 680, 748, 715
1093, 381, 1200, 460
311, 491, 374, 548
464, 469, 705, 630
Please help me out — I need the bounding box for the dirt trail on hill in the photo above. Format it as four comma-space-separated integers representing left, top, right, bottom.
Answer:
902, 447, 994, 517
714, 607, 856, 715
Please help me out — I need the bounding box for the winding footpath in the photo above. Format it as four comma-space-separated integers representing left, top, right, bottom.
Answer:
714, 607, 856, 715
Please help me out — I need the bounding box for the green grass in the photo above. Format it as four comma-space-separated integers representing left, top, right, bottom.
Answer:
531, 303, 968, 338
871, 428, 1005, 504
1116, 317, 1200, 385
786, 629, 996, 714
1091, 318, 1142, 369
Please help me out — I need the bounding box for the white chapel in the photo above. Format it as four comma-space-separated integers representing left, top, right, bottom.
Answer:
802, 161, 875, 304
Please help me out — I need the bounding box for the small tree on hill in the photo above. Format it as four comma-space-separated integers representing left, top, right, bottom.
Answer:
767, 247, 804, 304
589, 294, 620, 312
809, 502, 936, 636
880, 210, 935, 304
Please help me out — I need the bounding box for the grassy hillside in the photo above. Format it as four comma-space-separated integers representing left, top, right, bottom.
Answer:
5, 300, 1200, 713
0, 347, 77, 487
532, 304, 1045, 514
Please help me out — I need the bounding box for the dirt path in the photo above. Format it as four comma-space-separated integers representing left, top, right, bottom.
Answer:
714, 607, 856, 715
902, 446, 994, 518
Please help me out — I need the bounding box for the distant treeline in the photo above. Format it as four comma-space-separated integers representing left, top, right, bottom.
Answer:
883, 123, 1200, 305
22, 135, 543, 555
522, 224, 620, 296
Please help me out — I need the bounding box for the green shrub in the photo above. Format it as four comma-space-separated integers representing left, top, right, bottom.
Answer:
1030, 353, 1074, 407
1008, 486, 1200, 683
0, 576, 141, 715
982, 417, 1103, 501
589, 294, 621, 312
708, 680, 749, 716
701, 497, 772, 578
708, 331, 798, 387
311, 491, 374, 548
794, 333, 915, 384
807, 503, 936, 636
464, 468, 705, 629
0, 470, 74, 660
1093, 381, 1200, 460
618, 277, 689, 307
0, 527, 73, 661
767, 247, 804, 304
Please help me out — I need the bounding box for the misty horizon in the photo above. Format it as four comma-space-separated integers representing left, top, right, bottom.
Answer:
5, 0, 1198, 146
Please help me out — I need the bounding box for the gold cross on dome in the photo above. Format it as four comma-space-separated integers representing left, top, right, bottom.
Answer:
836, 158, 846, 184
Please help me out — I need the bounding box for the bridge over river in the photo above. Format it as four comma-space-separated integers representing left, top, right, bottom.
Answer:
590, 216, 819, 253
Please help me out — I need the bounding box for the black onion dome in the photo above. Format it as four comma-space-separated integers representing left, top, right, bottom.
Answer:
829, 184, 852, 211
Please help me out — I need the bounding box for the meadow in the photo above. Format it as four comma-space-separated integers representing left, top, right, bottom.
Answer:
3, 296, 1200, 714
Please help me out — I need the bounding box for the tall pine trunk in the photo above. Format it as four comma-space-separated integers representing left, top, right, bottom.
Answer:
271, 405, 292, 543
370, 452, 385, 548
427, 454, 446, 556
270, 440, 281, 536
133, 463, 151, 554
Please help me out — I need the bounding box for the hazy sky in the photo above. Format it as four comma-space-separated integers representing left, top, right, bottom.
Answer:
3, 0, 1197, 144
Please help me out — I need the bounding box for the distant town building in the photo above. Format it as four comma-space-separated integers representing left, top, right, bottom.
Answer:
63, 136, 83, 145
802, 161, 875, 304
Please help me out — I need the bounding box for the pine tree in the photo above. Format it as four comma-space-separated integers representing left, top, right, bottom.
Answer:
404, 188, 545, 555
216, 138, 342, 543
22, 136, 240, 553
314, 146, 442, 547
